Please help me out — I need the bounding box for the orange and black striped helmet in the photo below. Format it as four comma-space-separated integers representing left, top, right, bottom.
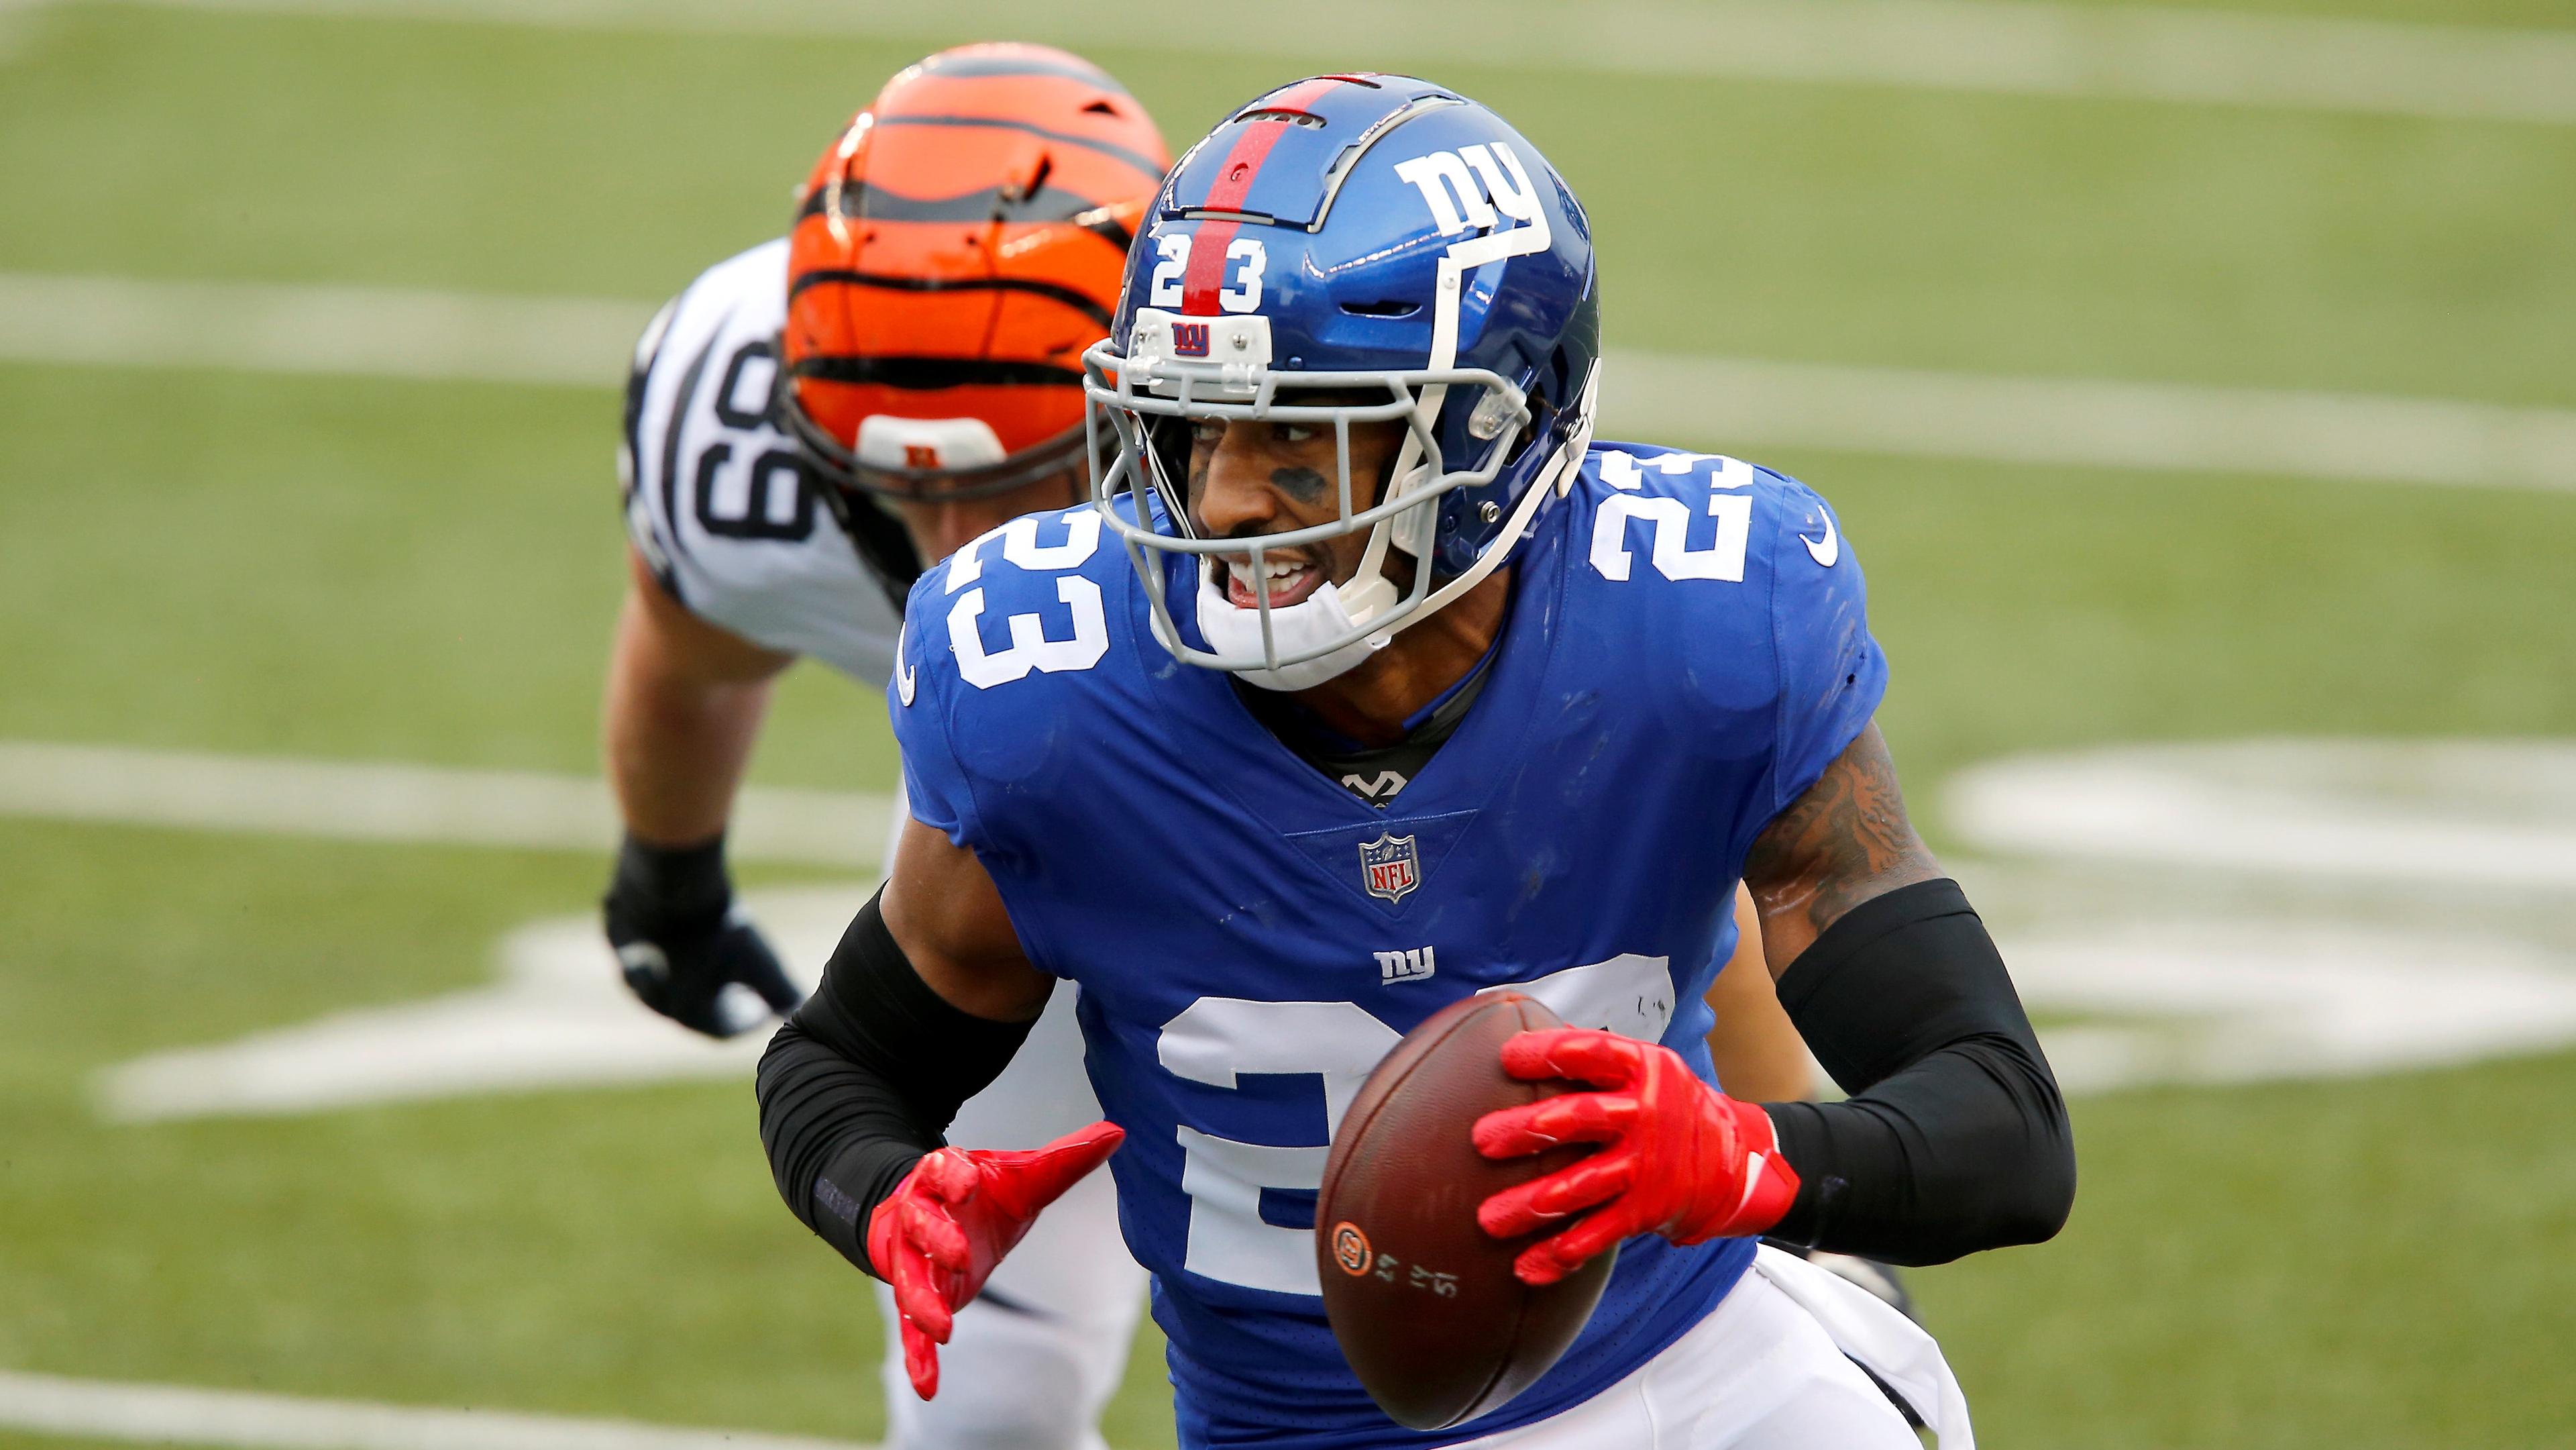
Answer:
778, 43, 1170, 503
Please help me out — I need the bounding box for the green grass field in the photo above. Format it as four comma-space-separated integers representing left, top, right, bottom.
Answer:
3, 2, 2573, 1447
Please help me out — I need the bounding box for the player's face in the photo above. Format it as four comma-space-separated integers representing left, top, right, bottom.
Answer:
1185, 411, 1409, 610
886, 468, 1087, 566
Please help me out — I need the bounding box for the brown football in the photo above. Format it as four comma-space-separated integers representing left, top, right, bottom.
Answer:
1315, 991, 1617, 1431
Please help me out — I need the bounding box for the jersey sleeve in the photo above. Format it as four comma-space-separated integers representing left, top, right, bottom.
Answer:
1740, 473, 1888, 860
888, 562, 999, 862
885, 508, 1123, 870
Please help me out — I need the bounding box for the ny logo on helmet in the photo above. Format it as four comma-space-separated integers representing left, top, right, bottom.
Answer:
1358, 831, 1421, 904
1172, 321, 1211, 357
1392, 142, 1543, 239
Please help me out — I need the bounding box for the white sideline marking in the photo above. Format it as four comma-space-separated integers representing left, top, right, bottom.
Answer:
96, 885, 861, 1121
1947, 738, 2576, 888
9, 272, 2576, 493
97, 880, 2576, 1117
0, 1369, 874, 1450
0, 741, 890, 867
2009, 922, 2576, 1095
35, 0, 2576, 127
68, 736, 2576, 1117
1949, 737, 2576, 1094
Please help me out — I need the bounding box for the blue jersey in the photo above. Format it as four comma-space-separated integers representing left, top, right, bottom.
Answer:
892, 442, 1886, 1449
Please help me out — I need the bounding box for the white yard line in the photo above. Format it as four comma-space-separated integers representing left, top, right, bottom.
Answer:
1609, 351, 2576, 493
1946, 738, 2576, 888
0, 0, 35, 57
0, 741, 889, 867
94, 884, 867, 1120
0, 273, 645, 387
52, 736, 2576, 1117
0, 1369, 875, 1450
9, 272, 2575, 493
34, 0, 2576, 127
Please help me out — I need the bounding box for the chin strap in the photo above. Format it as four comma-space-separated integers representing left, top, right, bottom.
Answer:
1374, 371, 1596, 635
1193, 562, 1391, 692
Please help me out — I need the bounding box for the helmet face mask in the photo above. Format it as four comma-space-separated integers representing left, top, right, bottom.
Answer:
777, 368, 1093, 505
1082, 75, 1600, 688
1086, 339, 1539, 680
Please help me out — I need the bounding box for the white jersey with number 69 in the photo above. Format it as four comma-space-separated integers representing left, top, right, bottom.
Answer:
616, 237, 1107, 1153
620, 238, 905, 685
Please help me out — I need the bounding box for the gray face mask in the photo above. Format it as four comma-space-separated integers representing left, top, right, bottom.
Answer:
1087, 327, 1585, 682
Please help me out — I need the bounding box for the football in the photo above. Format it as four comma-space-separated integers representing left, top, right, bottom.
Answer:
1315, 991, 1617, 1431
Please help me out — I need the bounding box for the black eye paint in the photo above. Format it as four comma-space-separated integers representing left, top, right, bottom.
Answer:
1270, 466, 1330, 504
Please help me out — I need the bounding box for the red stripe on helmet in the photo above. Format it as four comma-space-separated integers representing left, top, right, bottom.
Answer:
1177, 76, 1344, 315
1177, 217, 1242, 317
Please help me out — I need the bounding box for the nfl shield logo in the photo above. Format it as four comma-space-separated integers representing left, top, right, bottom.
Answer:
1358, 831, 1420, 904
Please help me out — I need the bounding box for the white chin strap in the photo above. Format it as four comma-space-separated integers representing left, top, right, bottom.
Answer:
1194, 559, 1398, 692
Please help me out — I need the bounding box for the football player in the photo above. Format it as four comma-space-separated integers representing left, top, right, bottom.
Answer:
603, 44, 1169, 1449
757, 75, 2076, 1448
607, 46, 1849, 1446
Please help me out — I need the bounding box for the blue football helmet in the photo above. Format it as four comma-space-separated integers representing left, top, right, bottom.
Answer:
1083, 74, 1600, 686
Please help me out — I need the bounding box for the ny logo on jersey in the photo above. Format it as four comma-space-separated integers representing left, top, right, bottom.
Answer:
1171, 321, 1211, 357
1358, 831, 1420, 904
1374, 946, 1436, 985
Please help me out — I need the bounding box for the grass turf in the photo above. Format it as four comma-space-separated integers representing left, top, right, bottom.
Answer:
2, 819, 2570, 1447
2, 3, 2571, 1448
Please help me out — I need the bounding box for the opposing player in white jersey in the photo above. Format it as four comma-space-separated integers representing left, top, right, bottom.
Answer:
601, 45, 1171, 1450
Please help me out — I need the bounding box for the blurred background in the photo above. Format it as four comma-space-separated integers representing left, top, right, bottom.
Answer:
3, 1, 2572, 1447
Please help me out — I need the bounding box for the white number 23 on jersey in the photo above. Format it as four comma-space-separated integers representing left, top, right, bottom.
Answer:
1158, 954, 1677, 1296
941, 511, 1110, 689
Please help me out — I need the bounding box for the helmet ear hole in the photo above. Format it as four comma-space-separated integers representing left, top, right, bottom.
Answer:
1492, 364, 1552, 471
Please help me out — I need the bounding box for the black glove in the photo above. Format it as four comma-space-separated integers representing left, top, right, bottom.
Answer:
604, 831, 804, 1038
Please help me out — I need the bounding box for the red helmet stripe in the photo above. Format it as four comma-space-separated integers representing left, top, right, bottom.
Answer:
1175, 224, 1239, 317
1179, 76, 1344, 315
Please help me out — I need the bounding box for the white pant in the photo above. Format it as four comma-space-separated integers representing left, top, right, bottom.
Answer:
873, 988, 1150, 1450
1459, 1249, 1970, 1450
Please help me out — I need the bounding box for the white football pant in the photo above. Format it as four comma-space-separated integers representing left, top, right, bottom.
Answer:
1458, 1246, 1970, 1449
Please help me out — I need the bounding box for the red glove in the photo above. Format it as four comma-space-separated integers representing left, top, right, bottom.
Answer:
865, 1120, 1124, 1400
1472, 1028, 1799, 1286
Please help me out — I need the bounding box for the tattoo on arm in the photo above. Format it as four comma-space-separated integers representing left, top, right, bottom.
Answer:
1742, 723, 1943, 977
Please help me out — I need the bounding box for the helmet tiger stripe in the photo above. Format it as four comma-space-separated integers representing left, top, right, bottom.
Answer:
780, 43, 1170, 502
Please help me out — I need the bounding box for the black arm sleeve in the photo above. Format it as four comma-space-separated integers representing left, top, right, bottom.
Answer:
1760, 878, 2076, 1266
754, 889, 1037, 1275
